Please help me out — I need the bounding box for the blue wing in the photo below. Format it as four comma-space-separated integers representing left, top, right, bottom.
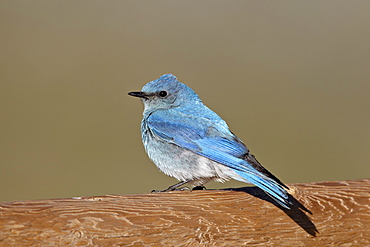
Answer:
147, 109, 292, 209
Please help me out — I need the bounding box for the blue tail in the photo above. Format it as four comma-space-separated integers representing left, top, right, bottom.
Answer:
234, 168, 292, 209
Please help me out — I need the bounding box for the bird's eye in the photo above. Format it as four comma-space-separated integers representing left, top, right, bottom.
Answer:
158, 91, 168, 97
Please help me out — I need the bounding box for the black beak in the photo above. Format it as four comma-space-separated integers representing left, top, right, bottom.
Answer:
128, 91, 148, 99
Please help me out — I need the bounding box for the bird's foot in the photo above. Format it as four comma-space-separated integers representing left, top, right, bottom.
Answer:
151, 186, 191, 193
192, 185, 207, 191
151, 180, 193, 193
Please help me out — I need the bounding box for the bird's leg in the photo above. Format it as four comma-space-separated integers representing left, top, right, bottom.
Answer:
151, 180, 193, 193
151, 179, 208, 193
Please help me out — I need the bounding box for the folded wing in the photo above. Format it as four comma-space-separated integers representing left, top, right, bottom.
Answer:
147, 110, 292, 209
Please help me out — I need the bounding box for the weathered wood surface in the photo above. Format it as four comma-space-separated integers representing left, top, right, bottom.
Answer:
0, 179, 369, 246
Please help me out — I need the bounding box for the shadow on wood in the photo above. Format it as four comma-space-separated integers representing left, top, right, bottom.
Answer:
229, 186, 318, 236
0, 179, 369, 246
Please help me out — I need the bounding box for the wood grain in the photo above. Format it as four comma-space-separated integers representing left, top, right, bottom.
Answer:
0, 179, 369, 246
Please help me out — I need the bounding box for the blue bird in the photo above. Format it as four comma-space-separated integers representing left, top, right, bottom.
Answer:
128, 74, 292, 209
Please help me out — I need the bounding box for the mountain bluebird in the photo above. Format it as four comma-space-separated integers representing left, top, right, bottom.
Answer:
128, 74, 292, 209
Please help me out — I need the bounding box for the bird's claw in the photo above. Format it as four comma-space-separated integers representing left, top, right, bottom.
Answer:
192, 185, 207, 191
151, 186, 191, 193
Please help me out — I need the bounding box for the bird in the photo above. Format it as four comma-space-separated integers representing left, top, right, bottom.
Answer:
128, 74, 292, 209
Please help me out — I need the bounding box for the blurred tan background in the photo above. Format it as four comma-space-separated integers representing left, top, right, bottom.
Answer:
1, 1, 369, 202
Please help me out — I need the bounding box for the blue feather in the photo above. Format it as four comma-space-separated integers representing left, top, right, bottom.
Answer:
148, 109, 291, 209
129, 74, 292, 209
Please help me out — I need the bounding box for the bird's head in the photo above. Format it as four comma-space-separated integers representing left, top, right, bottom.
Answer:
128, 74, 201, 114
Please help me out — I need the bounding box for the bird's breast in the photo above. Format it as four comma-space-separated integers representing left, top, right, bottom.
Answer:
139, 118, 237, 183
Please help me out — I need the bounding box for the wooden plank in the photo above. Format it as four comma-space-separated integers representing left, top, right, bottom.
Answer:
1, 179, 369, 246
